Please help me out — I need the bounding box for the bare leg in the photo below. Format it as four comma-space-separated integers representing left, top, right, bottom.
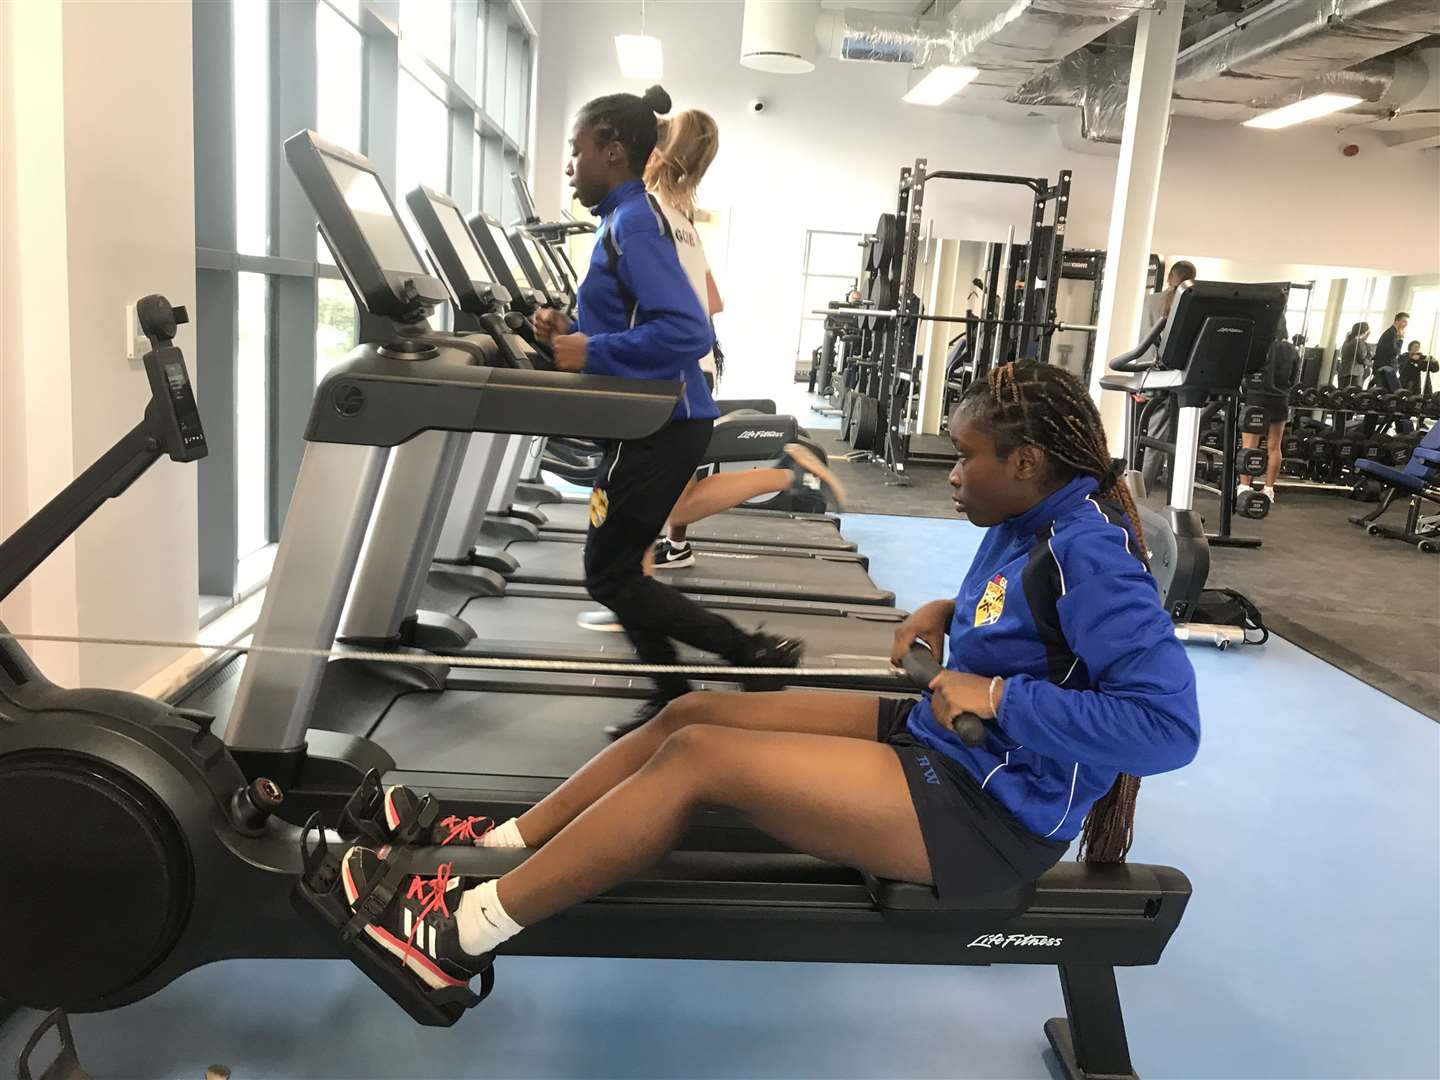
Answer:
664, 477, 698, 544
499, 724, 928, 926
1240, 431, 1260, 487
516, 690, 880, 846
1265, 420, 1285, 489
667, 469, 792, 528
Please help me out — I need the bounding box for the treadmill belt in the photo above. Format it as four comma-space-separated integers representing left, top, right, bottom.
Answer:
539, 500, 855, 552
377, 688, 617, 776
452, 593, 903, 687
507, 540, 894, 606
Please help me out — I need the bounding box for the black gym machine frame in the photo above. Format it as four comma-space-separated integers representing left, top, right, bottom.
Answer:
827, 160, 1076, 484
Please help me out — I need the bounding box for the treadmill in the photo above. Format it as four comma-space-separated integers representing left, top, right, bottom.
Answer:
472, 214, 869, 561
183, 132, 900, 798
490, 212, 867, 554
313, 181, 909, 686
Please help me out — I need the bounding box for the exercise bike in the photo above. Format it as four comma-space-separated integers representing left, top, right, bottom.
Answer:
1101, 280, 1286, 648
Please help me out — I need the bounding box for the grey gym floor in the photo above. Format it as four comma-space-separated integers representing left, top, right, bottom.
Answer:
811, 425, 1440, 720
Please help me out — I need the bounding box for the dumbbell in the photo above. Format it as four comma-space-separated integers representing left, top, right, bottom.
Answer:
1281, 431, 1305, 459
1238, 447, 1268, 475
898, 641, 985, 747
1351, 388, 1380, 414
1310, 435, 1335, 462
1236, 486, 1272, 519
1241, 406, 1268, 434
1359, 439, 1383, 462
1386, 437, 1415, 467
1334, 435, 1360, 465
1200, 427, 1223, 450
1425, 394, 1440, 420
1294, 386, 1321, 408
1317, 386, 1344, 409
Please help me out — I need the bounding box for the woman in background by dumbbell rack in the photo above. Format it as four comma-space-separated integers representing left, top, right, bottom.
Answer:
1337, 322, 1373, 388
1237, 324, 1299, 514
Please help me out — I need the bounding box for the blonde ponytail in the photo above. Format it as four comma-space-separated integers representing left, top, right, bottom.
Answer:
645, 109, 720, 219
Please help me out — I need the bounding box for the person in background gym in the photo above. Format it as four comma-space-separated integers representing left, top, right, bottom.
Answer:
1373, 311, 1408, 373
1398, 340, 1434, 396
638, 109, 846, 570
1238, 320, 1299, 502
533, 85, 802, 736
1338, 322, 1372, 387
1369, 335, 1415, 437
334, 362, 1201, 996
1141, 261, 1197, 333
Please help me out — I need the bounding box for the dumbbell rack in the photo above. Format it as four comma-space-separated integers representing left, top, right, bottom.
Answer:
1274, 386, 1436, 496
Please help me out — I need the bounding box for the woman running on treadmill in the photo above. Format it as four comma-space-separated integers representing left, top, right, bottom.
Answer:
337, 362, 1201, 995
643, 109, 846, 570
532, 86, 802, 736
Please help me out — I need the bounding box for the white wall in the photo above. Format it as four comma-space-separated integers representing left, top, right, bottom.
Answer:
530, 0, 1440, 398
0, 0, 198, 690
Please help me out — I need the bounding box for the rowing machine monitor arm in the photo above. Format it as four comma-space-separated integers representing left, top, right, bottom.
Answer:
0, 296, 206, 606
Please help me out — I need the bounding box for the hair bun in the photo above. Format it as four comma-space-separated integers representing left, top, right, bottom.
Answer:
642, 85, 672, 115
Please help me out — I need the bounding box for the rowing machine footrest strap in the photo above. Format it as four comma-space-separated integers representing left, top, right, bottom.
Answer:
293, 813, 491, 1026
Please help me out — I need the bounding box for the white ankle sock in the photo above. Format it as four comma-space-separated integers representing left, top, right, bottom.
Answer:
480, 817, 527, 848
456, 878, 524, 957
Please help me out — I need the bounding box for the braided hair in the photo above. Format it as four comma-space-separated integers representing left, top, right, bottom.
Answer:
576, 85, 672, 176
957, 361, 1145, 864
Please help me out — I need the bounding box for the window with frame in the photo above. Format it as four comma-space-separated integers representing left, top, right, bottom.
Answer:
193, 0, 536, 619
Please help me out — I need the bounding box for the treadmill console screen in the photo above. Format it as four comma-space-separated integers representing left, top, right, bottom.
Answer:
521, 235, 563, 293
321, 153, 427, 277
437, 200, 495, 287
485, 219, 530, 286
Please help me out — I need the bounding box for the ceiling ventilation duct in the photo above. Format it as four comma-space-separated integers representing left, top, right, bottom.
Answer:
941, 0, 1157, 98
1014, 0, 1440, 141
806, 1, 1153, 86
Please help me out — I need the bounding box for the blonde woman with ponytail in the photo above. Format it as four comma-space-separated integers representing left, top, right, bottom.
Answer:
635, 109, 848, 570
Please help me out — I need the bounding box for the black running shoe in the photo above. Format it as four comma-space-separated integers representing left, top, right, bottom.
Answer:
734, 632, 805, 669
384, 785, 495, 846
652, 538, 695, 569
781, 443, 848, 511
341, 846, 491, 991
604, 695, 674, 740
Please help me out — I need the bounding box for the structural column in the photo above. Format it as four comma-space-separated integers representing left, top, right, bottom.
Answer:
1089, 0, 1186, 453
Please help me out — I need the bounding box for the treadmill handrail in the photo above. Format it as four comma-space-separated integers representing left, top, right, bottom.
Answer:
1108, 317, 1166, 373
307, 359, 680, 447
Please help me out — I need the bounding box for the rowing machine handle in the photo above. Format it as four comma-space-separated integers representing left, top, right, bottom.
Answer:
900, 642, 987, 747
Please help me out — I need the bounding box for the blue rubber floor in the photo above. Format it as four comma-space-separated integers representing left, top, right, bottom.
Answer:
4, 513, 1436, 1079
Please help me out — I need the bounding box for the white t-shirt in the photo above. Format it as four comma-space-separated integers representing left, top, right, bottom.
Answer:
650, 194, 716, 376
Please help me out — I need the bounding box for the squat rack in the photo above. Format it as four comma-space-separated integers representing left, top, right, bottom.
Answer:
876, 159, 1074, 484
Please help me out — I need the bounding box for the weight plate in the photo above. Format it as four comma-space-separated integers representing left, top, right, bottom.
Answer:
852, 395, 880, 452
873, 213, 899, 274
865, 237, 882, 272
869, 275, 897, 333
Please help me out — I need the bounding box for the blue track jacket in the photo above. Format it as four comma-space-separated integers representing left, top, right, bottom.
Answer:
577, 180, 718, 421
907, 475, 1200, 841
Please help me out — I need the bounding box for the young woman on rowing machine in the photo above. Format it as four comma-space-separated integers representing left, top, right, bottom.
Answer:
530, 86, 803, 735
337, 362, 1202, 993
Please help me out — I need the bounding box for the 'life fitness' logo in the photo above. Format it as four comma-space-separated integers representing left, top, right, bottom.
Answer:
737, 430, 787, 440
967, 933, 1063, 950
